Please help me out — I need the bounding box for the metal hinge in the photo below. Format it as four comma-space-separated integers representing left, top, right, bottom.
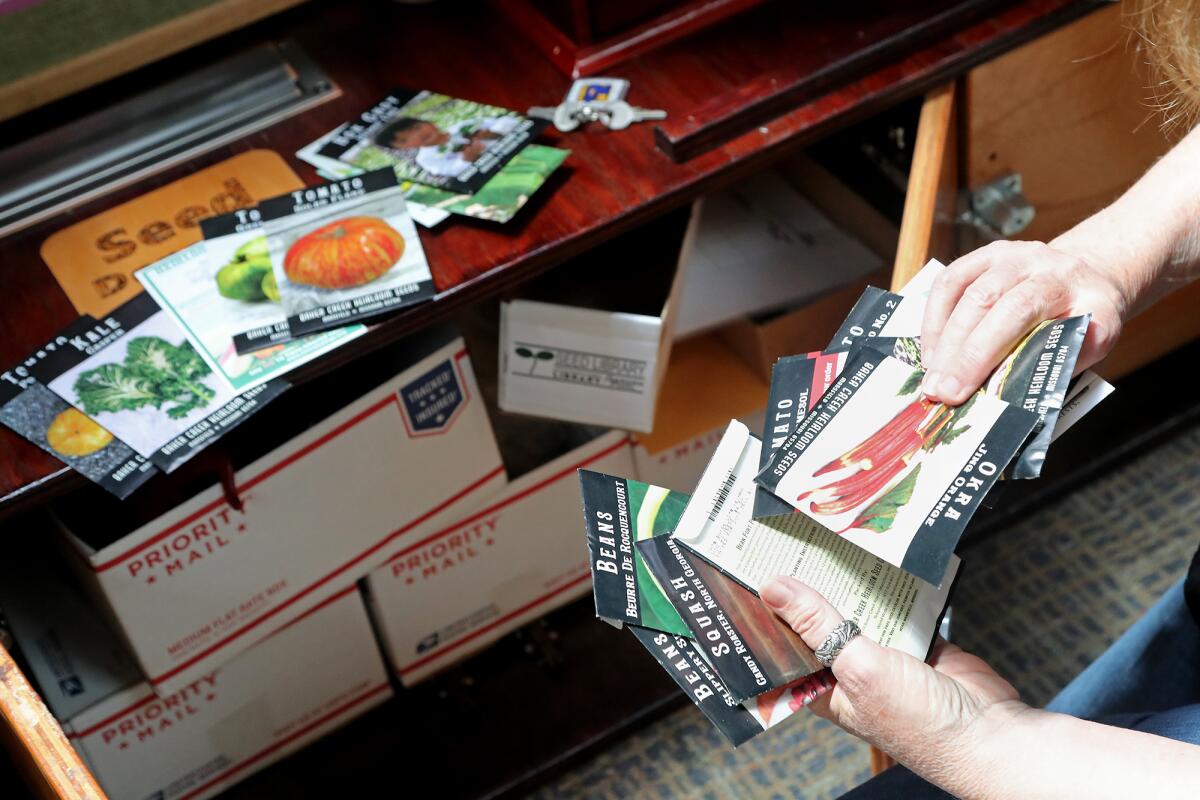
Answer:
960, 172, 1035, 238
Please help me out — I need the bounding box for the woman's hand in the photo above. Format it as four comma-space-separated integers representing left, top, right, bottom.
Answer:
761, 576, 1025, 790
919, 240, 1130, 406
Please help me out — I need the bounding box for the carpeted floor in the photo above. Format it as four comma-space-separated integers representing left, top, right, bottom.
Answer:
529, 424, 1200, 800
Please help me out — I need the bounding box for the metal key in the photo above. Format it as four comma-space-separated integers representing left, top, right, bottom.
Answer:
602, 100, 667, 130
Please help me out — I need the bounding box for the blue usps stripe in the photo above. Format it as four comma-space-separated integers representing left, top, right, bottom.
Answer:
399, 359, 464, 434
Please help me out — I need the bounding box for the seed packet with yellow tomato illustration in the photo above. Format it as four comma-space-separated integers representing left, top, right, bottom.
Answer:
0, 326, 158, 498
257, 169, 435, 339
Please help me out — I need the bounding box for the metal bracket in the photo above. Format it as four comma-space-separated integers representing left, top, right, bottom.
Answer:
961, 172, 1035, 238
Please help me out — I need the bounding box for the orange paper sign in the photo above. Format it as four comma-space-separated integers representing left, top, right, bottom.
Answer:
40, 150, 304, 317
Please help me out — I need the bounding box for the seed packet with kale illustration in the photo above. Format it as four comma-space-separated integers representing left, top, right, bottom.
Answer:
629, 626, 834, 746
0, 326, 158, 498
255, 169, 434, 340
755, 349, 1037, 585
579, 469, 692, 637
29, 294, 288, 472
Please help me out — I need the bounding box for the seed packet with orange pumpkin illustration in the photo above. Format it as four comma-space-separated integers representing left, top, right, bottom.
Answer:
29, 294, 288, 473
135, 210, 367, 392
0, 326, 158, 498
754, 349, 1037, 585
256, 169, 435, 339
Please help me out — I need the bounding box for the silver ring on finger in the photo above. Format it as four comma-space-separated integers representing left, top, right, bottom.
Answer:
814, 619, 862, 668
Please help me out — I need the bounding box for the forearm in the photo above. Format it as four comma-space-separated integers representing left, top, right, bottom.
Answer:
927, 703, 1200, 799
1053, 124, 1200, 315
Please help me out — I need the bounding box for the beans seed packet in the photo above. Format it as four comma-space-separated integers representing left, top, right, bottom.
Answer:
755, 349, 1037, 585
255, 169, 435, 339
579, 469, 692, 637
135, 213, 367, 388
0, 326, 157, 498
630, 626, 834, 747
755, 350, 850, 519
29, 294, 287, 472
315, 89, 545, 195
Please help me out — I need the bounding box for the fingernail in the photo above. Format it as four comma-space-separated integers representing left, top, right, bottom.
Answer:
760, 578, 793, 609
937, 374, 962, 402
921, 370, 941, 397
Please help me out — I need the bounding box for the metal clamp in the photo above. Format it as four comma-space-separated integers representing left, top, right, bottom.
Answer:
961, 172, 1035, 238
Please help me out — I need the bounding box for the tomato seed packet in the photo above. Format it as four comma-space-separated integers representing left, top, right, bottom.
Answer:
29, 294, 287, 473
754, 349, 1037, 585
255, 169, 435, 340
0, 326, 157, 498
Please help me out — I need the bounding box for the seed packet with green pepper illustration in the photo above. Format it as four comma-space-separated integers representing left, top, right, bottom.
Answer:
755, 349, 1036, 586
135, 210, 366, 389
29, 294, 287, 472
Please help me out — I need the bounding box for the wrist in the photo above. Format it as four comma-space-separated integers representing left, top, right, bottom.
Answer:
920, 699, 1037, 800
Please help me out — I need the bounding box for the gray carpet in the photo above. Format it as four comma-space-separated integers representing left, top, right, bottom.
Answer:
529, 424, 1200, 799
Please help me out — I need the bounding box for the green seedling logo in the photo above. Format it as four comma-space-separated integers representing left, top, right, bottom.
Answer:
514, 346, 554, 376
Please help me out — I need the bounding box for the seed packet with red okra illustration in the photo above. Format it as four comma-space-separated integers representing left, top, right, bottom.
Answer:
755, 349, 1038, 586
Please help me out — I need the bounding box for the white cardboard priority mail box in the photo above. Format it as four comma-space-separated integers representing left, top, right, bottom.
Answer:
66, 587, 390, 800
367, 430, 634, 685
497, 204, 699, 432
63, 337, 506, 695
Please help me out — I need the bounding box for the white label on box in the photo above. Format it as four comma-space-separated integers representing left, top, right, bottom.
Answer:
74, 339, 506, 695
369, 431, 634, 685
68, 589, 390, 800
499, 300, 664, 432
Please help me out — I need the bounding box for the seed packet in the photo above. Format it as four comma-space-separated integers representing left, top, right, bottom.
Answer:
829, 278, 1093, 478
755, 350, 1037, 585
676, 420, 959, 650
29, 294, 287, 472
256, 169, 434, 339
579, 469, 692, 637
299, 124, 569, 226
0, 327, 157, 498
314, 89, 544, 194
135, 215, 366, 388
629, 626, 834, 747
755, 350, 850, 518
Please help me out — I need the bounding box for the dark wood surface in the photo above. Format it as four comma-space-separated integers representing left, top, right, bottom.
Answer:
0, 0, 1101, 520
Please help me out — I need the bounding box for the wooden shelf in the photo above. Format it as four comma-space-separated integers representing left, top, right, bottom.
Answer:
0, 0, 1101, 521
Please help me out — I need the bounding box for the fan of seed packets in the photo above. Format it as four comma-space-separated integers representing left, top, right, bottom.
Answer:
577, 259, 1115, 745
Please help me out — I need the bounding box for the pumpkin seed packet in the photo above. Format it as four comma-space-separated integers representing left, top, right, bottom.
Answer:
28, 294, 288, 473
135, 212, 367, 387
755, 349, 1037, 586
314, 89, 545, 194
257, 169, 435, 339
0, 327, 157, 498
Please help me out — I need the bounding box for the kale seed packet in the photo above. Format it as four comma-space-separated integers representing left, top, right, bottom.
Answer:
0, 327, 157, 498
755, 349, 1037, 585
30, 294, 287, 472
315, 89, 545, 195
256, 169, 435, 339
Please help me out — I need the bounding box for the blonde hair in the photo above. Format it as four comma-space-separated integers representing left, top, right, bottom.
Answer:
1130, 0, 1200, 129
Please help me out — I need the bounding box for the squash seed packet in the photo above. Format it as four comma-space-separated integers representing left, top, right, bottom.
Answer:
256, 169, 435, 339
755, 349, 1037, 585
0, 326, 157, 498
29, 294, 287, 473
315, 89, 545, 195
135, 211, 367, 378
